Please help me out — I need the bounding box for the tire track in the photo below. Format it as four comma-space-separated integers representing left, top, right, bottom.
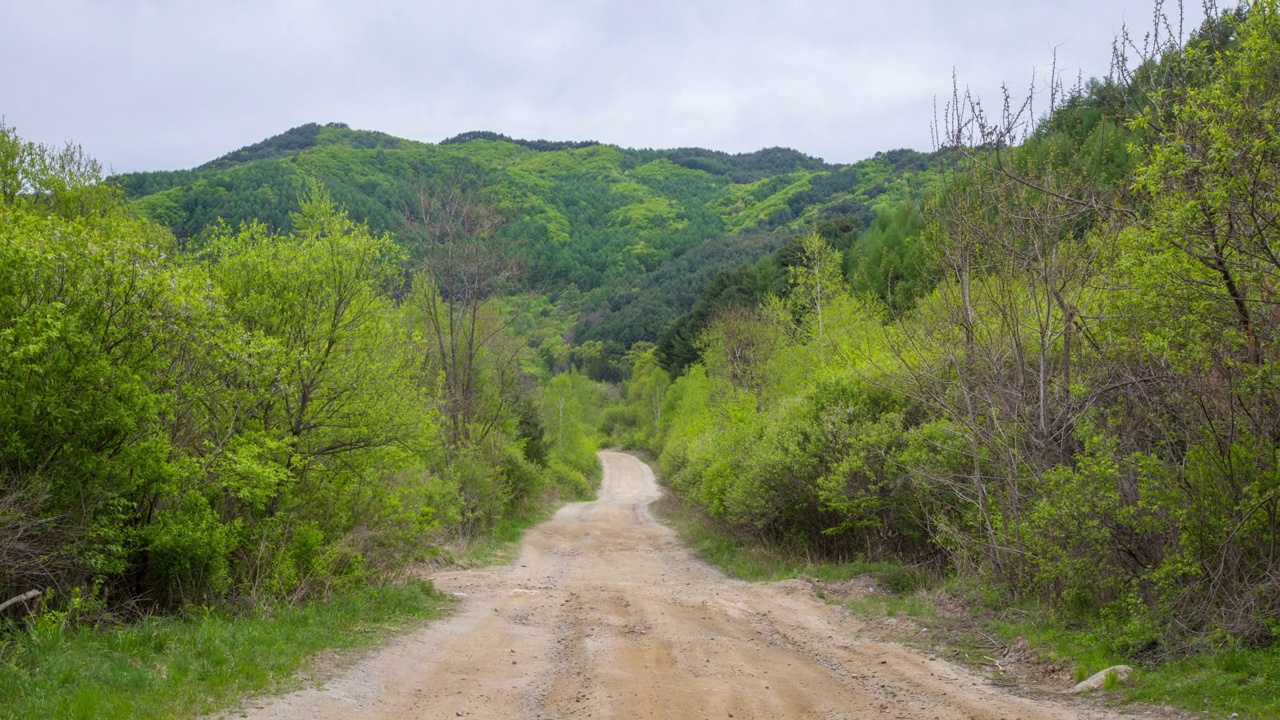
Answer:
232, 452, 1159, 720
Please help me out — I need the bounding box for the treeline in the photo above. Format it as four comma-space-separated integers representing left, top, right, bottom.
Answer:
0, 125, 601, 615
611, 3, 1280, 652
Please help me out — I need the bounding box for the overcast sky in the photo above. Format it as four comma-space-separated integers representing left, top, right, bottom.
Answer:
3, 0, 1177, 173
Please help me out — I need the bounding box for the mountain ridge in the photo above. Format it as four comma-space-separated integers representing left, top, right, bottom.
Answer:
117, 121, 907, 196
112, 122, 938, 348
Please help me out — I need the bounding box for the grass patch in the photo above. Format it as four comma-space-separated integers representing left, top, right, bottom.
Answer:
651, 491, 942, 626
457, 506, 557, 566
985, 611, 1280, 719
0, 468, 586, 719
651, 465, 1280, 717
447, 463, 602, 569
0, 580, 453, 720
1124, 646, 1280, 719
841, 593, 939, 622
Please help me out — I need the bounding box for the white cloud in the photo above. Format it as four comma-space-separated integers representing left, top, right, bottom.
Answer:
0, 0, 1175, 172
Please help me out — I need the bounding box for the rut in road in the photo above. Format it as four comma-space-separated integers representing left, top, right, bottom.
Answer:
235, 451, 1146, 720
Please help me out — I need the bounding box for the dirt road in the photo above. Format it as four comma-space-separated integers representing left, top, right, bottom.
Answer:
240, 452, 1141, 720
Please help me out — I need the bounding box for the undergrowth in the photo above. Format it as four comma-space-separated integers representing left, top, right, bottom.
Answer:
0, 483, 588, 719
653, 480, 1279, 720
450, 506, 557, 567
986, 611, 1280, 719
0, 581, 452, 720
650, 490, 921, 589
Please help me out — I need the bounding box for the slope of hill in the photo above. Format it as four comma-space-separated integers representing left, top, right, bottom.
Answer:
113, 125, 936, 345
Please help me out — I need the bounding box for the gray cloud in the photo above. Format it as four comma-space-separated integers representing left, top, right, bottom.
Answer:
2, 0, 1172, 172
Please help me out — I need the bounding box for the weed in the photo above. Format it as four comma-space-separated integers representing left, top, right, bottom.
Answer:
1101, 668, 1122, 691
456, 507, 556, 567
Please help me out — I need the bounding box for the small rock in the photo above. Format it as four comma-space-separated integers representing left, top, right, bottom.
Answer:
1071, 665, 1133, 693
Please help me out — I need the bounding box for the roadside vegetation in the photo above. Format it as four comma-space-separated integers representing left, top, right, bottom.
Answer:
658, 479, 1279, 718
0, 119, 602, 716
608, 4, 1280, 717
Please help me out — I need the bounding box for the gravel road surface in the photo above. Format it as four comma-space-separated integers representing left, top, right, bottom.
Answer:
238, 451, 1146, 720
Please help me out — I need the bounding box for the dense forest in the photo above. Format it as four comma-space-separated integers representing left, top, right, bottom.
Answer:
112, 123, 938, 375
4, 2, 1280, 710
0, 129, 604, 613
608, 2, 1280, 656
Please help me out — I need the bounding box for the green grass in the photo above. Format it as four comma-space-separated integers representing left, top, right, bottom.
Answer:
1125, 647, 1280, 718
0, 581, 453, 720
0, 452, 589, 720
453, 461, 602, 567
840, 592, 939, 622
457, 506, 557, 566
652, 491, 939, 629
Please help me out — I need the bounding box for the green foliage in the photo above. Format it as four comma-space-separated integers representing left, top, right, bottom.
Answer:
0, 122, 117, 218
644, 5, 1280, 679
1, 133, 206, 600
657, 146, 831, 184
113, 125, 939, 350
652, 489, 906, 584
656, 244, 791, 374
712, 171, 817, 233
845, 201, 933, 312
540, 370, 605, 497
987, 602, 1280, 719
654, 257, 930, 558
601, 347, 671, 451
0, 128, 591, 620
189, 186, 447, 603
787, 232, 847, 350
203, 123, 321, 170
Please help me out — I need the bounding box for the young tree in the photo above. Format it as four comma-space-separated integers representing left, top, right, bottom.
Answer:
1117, 1, 1280, 636
203, 185, 442, 600
403, 174, 522, 450
788, 231, 848, 353
699, 304, 785, 414
626, 347, 672, 448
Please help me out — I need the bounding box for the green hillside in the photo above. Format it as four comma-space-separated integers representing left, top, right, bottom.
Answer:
112, 125, 936, 347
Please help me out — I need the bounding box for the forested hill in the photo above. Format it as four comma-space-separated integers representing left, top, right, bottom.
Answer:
112, 124, 936, 347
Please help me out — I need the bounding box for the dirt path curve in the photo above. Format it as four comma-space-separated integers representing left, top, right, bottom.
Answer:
240, 452, 1140, 720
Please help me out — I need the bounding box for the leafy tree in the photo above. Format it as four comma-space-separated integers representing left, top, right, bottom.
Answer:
787, 232, 847, 350
642, 1, 1280, 647
845, 202, 932, 312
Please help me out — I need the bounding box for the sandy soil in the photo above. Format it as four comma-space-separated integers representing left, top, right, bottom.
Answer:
236, 451, 1153, 720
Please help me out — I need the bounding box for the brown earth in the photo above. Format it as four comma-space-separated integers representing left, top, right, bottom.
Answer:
234, 451, 1161, 720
